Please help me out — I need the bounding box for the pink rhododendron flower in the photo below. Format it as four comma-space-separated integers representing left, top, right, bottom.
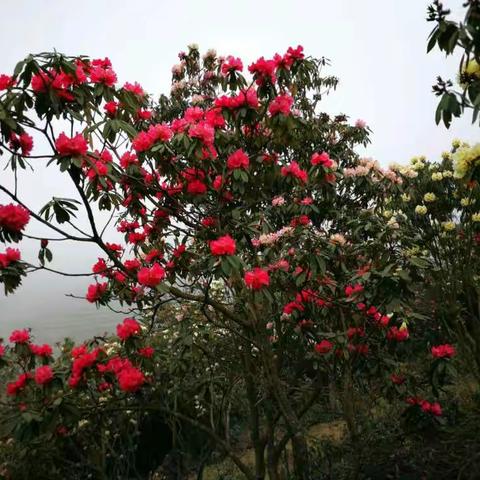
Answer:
268, 94, 294, 116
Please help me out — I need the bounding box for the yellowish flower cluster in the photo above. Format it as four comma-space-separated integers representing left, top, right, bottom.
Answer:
431, 172, 443, 181
415, 205, 428, 215
442, 221, 456, 231
472, 212, 480, 222
452, 143, 480, 178
424, 193, 437, 202
464, 59, 480, 79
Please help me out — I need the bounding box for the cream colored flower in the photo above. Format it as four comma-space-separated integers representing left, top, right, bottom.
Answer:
412, 161, 426, 171
472, 212, 480, 222
431, 172, 443, 181
452, 143, 480, 179
415, 205, 428, 215
424, 193, 437, 202
442, 221, 455, 231
401, 193, 411, 202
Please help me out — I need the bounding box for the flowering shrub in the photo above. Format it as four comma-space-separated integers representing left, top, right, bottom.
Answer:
0, 44, 462, 478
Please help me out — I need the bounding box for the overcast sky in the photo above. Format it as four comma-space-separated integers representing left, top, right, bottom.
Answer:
0, 0, 477, 342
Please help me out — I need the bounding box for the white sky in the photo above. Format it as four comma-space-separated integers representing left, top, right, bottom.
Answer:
0, 0, 478, 342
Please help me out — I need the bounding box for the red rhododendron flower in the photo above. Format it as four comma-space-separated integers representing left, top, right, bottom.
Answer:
138, 346, 155, 358
248, 57, 277, 85
106, 243, 123, 255
132, 131, 154, 152
31, 69, 75, 100
347, 327, 365, 339
268, 94, 294, 116
0, 203, 30, 233
9, 329, 30, 344
244, 267, 270, 289
201, 216, 217, 228
120, 152, 139, 169
227, 149, 249, 170
30, 343, 53, 357
124, 259, 141, 271
212, 175, 224, 190
215, 89, 259, 110
280, 161, 308, 183
137, 263, 165, 287
117, 317, 142, 341
387, 326, 409, 342
0, 74, 15, 90
431, 344, 456, 358
34, 365, 54, 385
6, 372, 31, 396
55, 133, 88, 157
90, 65, 117, 86
344, 283, 364, 297
92, 258, 108, 274
311, 152, 333, 168
145, 249, 163, 264
0, 247, 21, 269
104, 101, 118, 117
69, 348, 100, 387
210, 235, 236, 256
137, 108, 152, 120
189, 121, 215, 145
148, 123, 173, 142
283, 301, 304, 315
187, 179, 207, 195
9, 132, 34, 156
221, 56, 243, 75
314, 339, 333, 354
390, 374, 405, 385
117, 366, 145, 392
172, 245, 186, 258
123, 81, 145, 97
86, 282, 108, 303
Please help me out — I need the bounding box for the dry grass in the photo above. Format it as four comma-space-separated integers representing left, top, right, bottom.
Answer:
197, 419, 347, 479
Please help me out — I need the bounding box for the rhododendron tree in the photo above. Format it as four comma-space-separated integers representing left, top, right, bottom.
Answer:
0, 45, 431, 479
